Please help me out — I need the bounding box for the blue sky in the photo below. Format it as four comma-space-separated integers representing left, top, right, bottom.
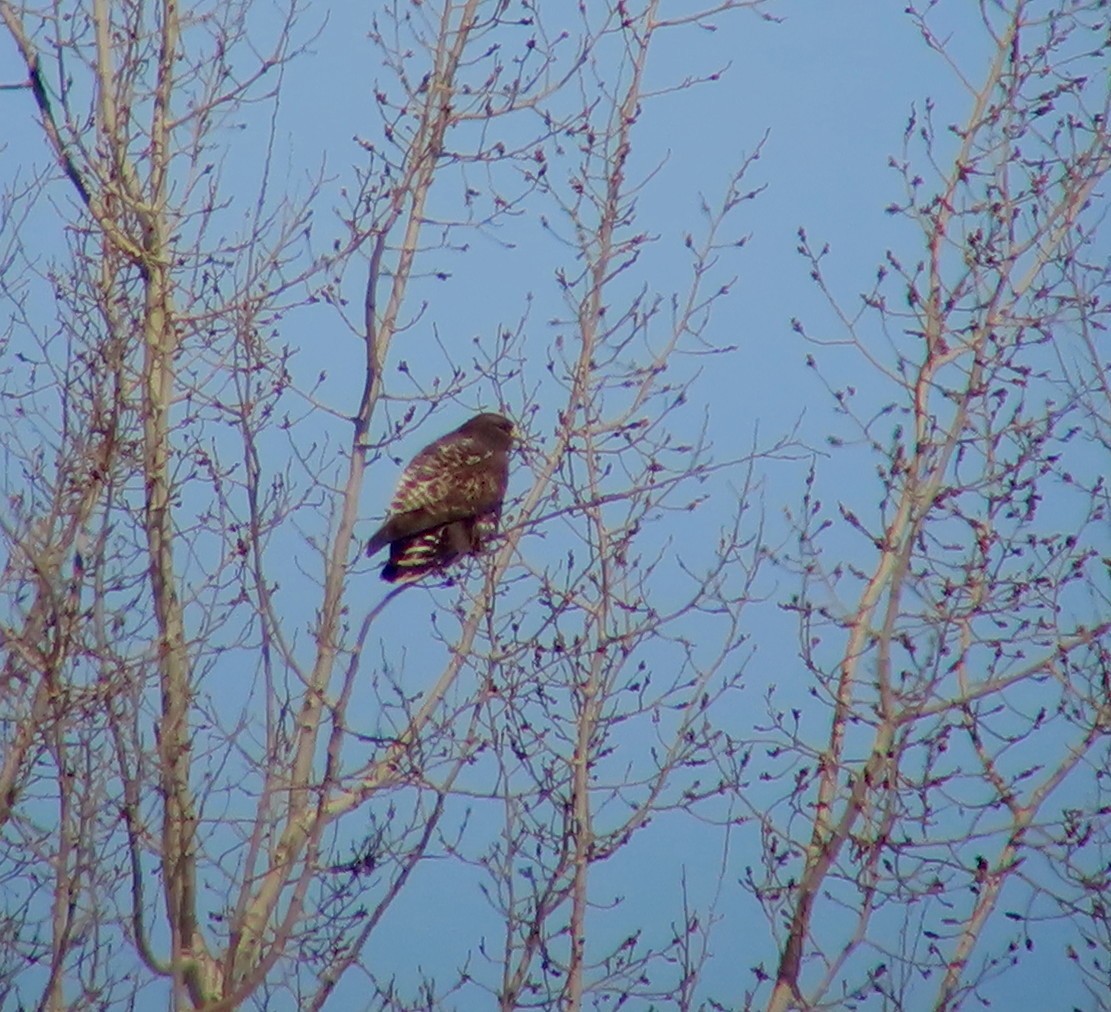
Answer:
2, 0, 1108, 1009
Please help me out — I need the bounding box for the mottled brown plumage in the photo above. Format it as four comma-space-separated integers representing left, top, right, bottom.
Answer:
366, 412, 513, 583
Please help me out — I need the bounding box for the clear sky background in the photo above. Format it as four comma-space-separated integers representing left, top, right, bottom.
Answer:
1, 0, 1107, 1009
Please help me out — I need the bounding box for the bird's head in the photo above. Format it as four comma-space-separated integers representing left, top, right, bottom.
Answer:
466, 412, 514, 446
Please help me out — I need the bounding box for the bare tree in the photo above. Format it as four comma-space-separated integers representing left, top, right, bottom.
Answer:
757, 4, 1111, 1010
0, 0, 778, 1008
1, 1, 1107, 1011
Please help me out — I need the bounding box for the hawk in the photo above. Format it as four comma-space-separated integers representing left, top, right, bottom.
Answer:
366, 412, 513, 583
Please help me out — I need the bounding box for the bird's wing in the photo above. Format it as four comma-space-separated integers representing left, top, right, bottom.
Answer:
368, 431, 506, 556
395, 432, 503, 513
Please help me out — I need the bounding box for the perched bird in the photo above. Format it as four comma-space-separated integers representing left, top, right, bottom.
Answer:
366, 412, 513, 583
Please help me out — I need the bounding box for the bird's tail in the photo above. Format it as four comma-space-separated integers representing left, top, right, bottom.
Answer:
379, 524, 470, 582
380, 559, 432, 584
